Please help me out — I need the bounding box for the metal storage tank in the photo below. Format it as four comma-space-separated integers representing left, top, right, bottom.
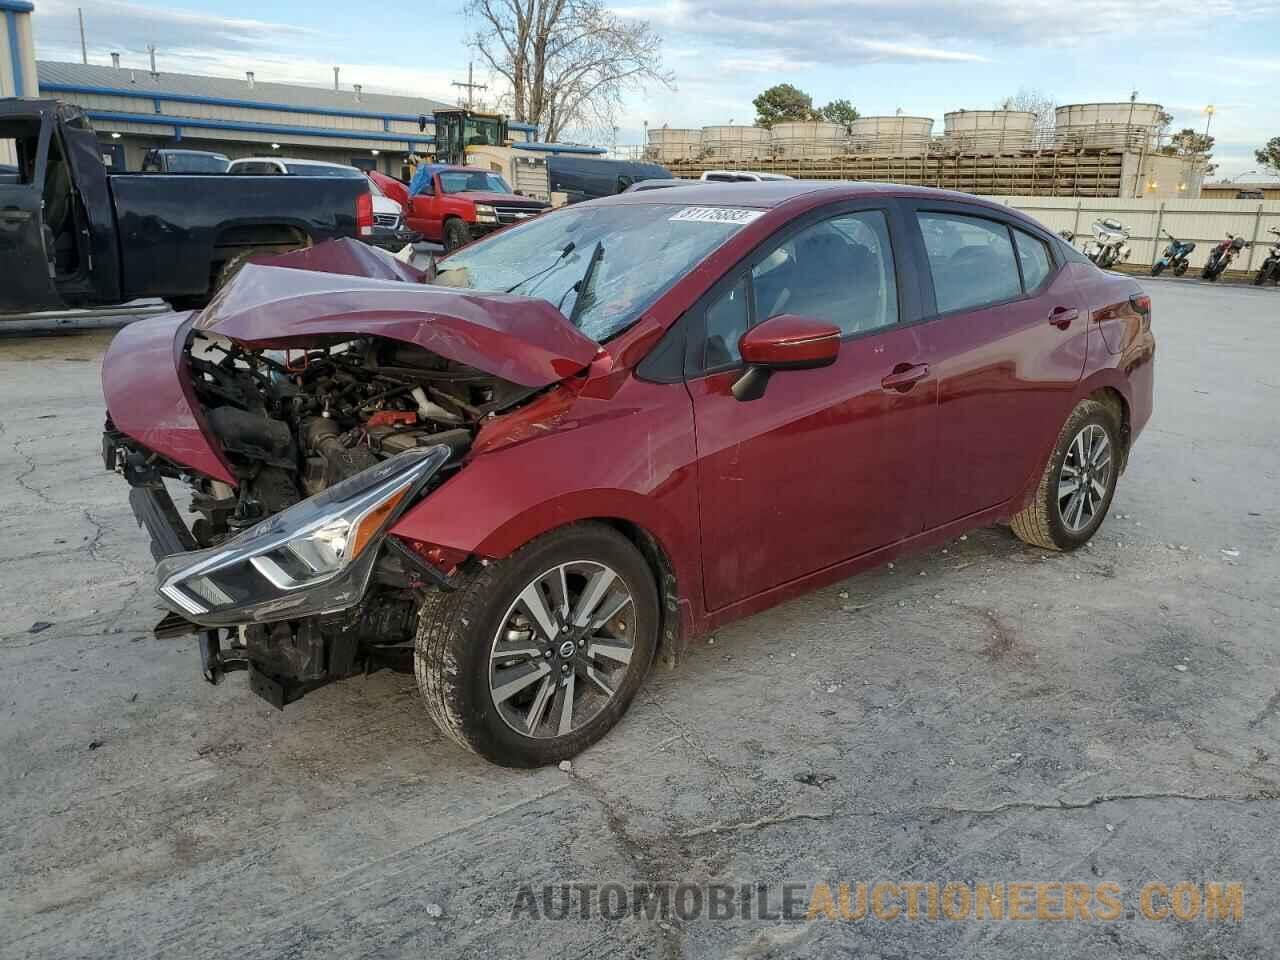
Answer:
848, 116, 933, 155
943, 110, 1036, 152
1054, 102, 1164, 150
770, 120, 847, 159
701, 124, 771, 160
647, 126, 703, 162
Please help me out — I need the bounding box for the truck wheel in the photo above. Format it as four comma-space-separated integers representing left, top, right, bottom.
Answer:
443, 218, 470, 252
1150, 261, 1165, 277
1173, 262, 1188, 277
415, 523, 659, 767
1010, 399, 1120, 552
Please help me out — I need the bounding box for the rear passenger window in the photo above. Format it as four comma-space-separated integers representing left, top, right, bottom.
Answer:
1014, 228, 1053, 291
917, 212, 1021, 313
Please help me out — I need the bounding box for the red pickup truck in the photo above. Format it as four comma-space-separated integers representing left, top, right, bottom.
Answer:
380, 164, 549, 251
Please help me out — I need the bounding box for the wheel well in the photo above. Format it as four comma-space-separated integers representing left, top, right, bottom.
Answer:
594, 518, 687, 669
1088, 387, 1130, 471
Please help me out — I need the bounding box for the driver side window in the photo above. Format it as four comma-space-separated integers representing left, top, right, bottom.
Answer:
700, 210, 899, 369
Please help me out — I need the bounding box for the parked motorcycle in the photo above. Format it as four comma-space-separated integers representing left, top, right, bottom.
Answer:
1253, 228, 1280, 286
1083, 218, 1131, 269
1201, 234, 1248, 281
1151, 229, 1196, 277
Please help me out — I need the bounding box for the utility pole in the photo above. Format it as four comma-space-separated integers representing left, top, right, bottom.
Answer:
78, 8, 87, 64
451, 62, 487, 109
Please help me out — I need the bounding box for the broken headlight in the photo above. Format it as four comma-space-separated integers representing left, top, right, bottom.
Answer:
157, 445, 450, 627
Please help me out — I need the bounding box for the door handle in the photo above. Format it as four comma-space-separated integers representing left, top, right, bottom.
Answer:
1048, 306, 1079, 329
0, 208, 33, 224
881, 362, 929, 392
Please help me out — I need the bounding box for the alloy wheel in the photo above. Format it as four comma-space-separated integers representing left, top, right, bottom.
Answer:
488, 561, 636, 739
1057, 423, 1112, 533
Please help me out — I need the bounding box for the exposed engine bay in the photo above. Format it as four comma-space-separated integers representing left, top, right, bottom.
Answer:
105, 330, 547, 708
185, 333, 536, 545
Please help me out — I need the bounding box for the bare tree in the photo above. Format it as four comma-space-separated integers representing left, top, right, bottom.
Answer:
999, 87, 1056, 143
467, 0, 674, 142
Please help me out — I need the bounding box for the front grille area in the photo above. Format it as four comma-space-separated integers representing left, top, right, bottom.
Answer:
374, 213, 401, 229
494, 205, 544, 225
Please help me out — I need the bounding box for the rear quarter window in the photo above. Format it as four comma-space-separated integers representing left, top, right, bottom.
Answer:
917, 212, 1021, 314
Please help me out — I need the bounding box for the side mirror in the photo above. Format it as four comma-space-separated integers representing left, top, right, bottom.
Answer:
732, 313, 841, 402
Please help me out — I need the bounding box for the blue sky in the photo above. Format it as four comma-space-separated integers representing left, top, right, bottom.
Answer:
30, 0, 1280, 179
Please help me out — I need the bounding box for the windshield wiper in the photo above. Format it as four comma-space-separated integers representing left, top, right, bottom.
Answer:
504, 241, 576, 294
563, 241, 605, 328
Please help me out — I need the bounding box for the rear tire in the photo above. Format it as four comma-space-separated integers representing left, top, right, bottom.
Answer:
1010, 399, 1120, 552
443, 218, 470, 252
1173, 262, 1188, 277
415, 523, 659, 767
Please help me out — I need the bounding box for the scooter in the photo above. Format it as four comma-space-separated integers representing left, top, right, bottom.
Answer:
1083, 218, 1131, 269
1202, 233, 1248, 281
1151, 229, 1195, 277
1253, 228, 1280, 286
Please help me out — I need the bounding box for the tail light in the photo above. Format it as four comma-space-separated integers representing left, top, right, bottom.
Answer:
1130, 293, 1151, 331
356, 190, 374, 237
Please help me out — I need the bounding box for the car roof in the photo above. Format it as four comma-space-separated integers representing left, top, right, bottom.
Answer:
595, 180, 1009, 210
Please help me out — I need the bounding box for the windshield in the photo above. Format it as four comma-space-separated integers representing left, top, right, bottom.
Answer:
435, 202, 758, 343
439, 171, 512, 194
284, 163, 364, 178
167, 153, 229, 173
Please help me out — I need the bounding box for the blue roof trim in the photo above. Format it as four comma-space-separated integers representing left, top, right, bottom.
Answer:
0, 1, 34, 13
42, 82, 437, 125
44, 81, 543, 136
4, 11, 23, 98
84, 109, 436, 149
513, 141, 606, 155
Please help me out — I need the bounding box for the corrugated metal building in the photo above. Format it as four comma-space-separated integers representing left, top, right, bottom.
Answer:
35, 60, 540, 175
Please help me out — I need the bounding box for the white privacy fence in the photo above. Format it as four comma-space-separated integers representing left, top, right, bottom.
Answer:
978, 197, 1280, 273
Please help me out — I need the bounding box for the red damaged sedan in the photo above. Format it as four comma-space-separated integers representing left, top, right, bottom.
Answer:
101, 182, 1154, 767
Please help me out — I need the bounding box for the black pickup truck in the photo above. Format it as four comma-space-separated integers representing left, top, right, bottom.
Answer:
0, 99, 373, 314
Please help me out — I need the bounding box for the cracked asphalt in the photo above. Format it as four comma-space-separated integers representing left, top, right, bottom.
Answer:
2, 280, 1279, 959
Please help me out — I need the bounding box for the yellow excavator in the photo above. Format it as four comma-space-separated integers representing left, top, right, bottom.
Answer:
421, 109, 554, 202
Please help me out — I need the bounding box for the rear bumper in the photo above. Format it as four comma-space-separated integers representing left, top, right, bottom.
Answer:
366, 226, 422, 250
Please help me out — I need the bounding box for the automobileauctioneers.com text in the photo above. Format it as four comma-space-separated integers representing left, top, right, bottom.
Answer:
512, 880, 1244, 923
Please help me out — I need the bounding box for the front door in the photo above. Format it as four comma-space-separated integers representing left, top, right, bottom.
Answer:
687, 205, 937, 612
905, 203, 1090, 527
0, 113, 61, 313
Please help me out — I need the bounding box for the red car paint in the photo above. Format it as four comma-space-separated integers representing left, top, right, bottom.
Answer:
194, 261, 599, 387
102, 182, 1154, 650
400, 166, 547, 245
101, 313, 237, 486
368, 171, 409, 211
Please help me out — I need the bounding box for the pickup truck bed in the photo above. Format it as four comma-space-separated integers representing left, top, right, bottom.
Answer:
0, 99, 369, 315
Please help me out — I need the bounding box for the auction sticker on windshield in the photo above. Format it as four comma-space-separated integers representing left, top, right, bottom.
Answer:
669, 207, 764, 225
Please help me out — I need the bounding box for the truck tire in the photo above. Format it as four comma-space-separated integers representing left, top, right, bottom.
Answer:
1010, 399, 1120, 552
1150, 261, 1165, 277
415, 523, 659, 767
443, 218, 470, 252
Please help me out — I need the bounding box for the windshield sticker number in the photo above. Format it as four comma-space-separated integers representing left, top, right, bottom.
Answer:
669, 207, 764, 225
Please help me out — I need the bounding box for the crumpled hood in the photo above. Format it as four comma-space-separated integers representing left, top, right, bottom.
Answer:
196, 242, 599, 388
101, 240, 600, 483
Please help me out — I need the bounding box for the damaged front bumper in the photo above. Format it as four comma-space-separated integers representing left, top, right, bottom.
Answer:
113, 444, 450, 707
154, 445, 449, 628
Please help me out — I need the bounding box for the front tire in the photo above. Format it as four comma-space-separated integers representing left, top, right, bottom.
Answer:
415, 523, 659, 767
1151, 261, 1166, 277
1010, 399, 1120, 552
1173, 261, 1188, 277
443, 218, 470, 252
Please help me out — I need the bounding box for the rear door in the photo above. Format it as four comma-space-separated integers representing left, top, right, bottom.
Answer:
0, 112, 62, 313
904, 201, 1090, 527
686, 201, 937, 611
